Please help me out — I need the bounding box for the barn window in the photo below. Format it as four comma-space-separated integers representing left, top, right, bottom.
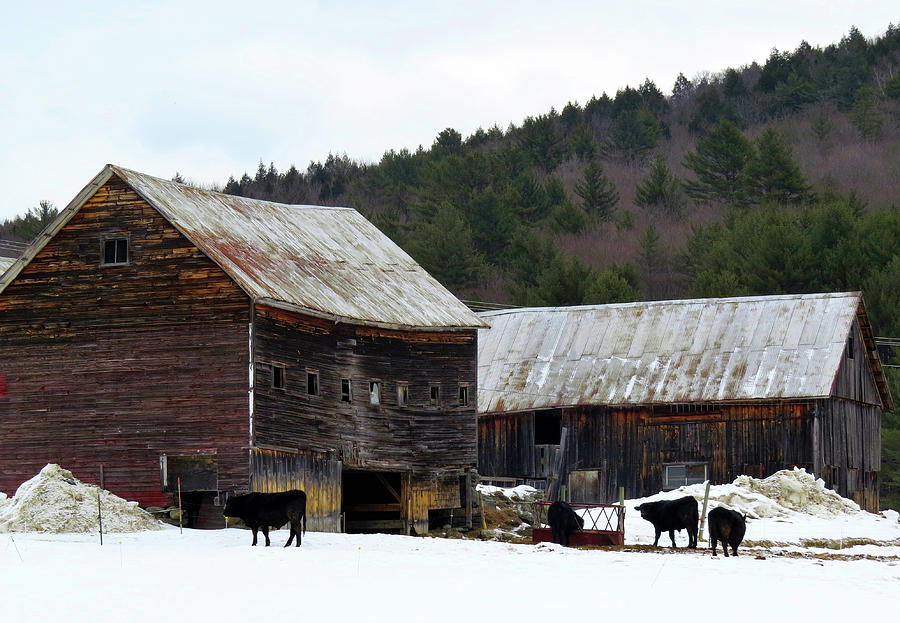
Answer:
847, 335, 855, 360
429, 384, 441, 406
272, 365, 285, 390
102, 238, 128, 265
458, 383, 469, 406
663, 463, 707, 489
369, 381, 381, 405
341, 378, 352, 402
397, 382, 409, 407
534, 410, 561, 445
306, 371, 319, 396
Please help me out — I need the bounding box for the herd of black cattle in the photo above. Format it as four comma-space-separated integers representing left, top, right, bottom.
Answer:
222, 489, 745, 556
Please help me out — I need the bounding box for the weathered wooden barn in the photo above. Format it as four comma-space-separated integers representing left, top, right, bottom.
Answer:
477, 293, 892, 511
0, 164, 486, 533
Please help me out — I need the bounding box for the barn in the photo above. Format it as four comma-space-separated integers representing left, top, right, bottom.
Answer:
0, 164, 486, 533
477, 293, 892, 512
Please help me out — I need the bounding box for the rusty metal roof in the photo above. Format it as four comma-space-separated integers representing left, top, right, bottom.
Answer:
0, 165, 486, 331
478, 292, 881, 413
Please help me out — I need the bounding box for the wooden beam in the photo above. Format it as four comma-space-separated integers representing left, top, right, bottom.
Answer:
376, 473, 402, 502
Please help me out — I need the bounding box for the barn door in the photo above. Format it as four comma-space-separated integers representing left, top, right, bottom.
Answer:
638, 416, 725, 494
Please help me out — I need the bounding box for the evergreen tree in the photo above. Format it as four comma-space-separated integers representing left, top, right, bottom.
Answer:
851, 87, 884, 140
406, 202, 484, 290
518, 114, 564, 172
744, 128, 811, 205
574, 160, 619, 220
810, 112, 834, 148
584, 263, 640, 304
605, 109, 663, 164
634, 155, 686, 216
638, 225, 663, 276
682, 119, 755, 206
10, 201, 58, 241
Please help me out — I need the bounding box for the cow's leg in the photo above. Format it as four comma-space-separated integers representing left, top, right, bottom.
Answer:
261, 525, 270, 546
689, 527, 697, 548
652, 529, 661, 546
294, 520, 302, 546
711, 536, 718, 556
251, 526, 259, 546
669, 530, 677, 548
732, 544, 738, 557
284, 525, 295, 548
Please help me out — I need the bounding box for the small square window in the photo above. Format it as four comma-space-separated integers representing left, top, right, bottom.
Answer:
102, 238, 128, 265
847, 335, 855, 360
429, 384, 440, 406
272, 365, 285, 390
341, 378, 352, 403
458, 384, 469, 406
369, 381, 381, 405
397, 382, 409, 407
307, 371, 319, 396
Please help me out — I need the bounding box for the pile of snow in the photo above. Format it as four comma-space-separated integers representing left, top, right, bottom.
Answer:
0, 464, 162, 533
635, 467, 861, 520
476, 483, 540, 500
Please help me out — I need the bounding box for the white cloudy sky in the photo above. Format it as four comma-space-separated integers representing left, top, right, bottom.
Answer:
1, 1, 897, 221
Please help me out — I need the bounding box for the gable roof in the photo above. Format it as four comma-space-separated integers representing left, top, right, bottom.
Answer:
0, 165, 486, 331
478, 292, 891, 413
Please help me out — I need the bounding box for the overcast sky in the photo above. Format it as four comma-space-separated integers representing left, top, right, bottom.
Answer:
1, 1, 897, 222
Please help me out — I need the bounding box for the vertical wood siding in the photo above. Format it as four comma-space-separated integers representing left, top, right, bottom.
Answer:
479, 400, 881, 511
832, 319, 882, 407
249, 447, 342, 532
0, 177, 251, 506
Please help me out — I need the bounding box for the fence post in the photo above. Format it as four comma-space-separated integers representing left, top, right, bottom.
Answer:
698, 480, 711, 541
617, 486, 625, 534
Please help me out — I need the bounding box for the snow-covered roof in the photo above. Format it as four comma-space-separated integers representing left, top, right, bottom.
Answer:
0, 165, 486, 331
478, 292, 888, 413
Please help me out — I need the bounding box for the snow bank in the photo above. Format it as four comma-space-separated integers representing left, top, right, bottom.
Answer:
633, 467, 861, 519
0, 464, 161, 533
476, 484, 540, 500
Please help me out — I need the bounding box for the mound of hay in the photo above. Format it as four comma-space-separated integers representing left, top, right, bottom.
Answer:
0, 464, 162, 533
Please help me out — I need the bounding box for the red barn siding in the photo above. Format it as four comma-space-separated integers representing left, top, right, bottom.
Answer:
0, 176, 251, 506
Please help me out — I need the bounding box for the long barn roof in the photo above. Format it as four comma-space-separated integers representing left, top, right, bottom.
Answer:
478, 292, 890, 413
0, 165, 486, 331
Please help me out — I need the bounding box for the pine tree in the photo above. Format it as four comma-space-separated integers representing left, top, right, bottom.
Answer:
406, 202, 484, 290
634, 155, 686, 216
851, 87, 884, 140
638, 225, 663, 276
682, 119, 755, 206
744, 129, 811, 204
574, 160, 619, 220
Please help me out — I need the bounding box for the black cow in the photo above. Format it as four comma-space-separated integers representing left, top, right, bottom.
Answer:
223, 490, 307, 547
547, 501, 584, 546
634, 496, 699, 548
708, 506, 747, 557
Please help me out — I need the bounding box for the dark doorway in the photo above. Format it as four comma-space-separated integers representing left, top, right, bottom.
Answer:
342, 470, 403, 533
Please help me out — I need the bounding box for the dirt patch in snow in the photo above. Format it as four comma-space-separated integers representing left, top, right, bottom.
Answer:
0, 464, 162, 533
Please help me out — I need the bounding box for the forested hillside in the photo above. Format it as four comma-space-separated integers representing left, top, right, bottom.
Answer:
2, 25, 898, 507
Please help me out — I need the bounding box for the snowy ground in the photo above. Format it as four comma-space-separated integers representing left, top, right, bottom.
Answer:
2, 510, 899, 623
2, 467, 899, 622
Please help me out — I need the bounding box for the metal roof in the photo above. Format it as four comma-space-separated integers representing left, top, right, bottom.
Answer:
0, 257, 15, 275
478, 292, 884, 413
0, 165, 486, 331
